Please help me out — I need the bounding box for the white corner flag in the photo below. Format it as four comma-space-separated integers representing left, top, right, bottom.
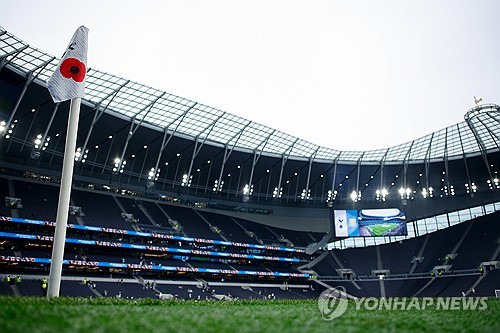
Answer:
47, 26, 88, 298
47, 26, 89, 103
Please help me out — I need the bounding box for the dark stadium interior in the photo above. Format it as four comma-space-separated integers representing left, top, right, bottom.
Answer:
0, 27, 499, 300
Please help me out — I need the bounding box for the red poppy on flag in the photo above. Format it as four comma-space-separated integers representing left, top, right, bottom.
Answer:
47, 26, 89, 103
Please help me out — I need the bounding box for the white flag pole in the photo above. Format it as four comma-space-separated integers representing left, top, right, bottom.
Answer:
47, 97, 82, 298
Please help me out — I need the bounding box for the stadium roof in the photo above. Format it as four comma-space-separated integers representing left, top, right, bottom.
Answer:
1, 26, 499, 163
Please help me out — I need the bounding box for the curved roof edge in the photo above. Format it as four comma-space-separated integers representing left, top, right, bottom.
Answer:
1, 26, 499, 164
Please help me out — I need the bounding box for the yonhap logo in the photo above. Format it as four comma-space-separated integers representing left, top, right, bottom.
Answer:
317, 287, 349, 320
317, 289, 489, 321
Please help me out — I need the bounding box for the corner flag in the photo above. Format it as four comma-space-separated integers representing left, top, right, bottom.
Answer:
47, 26, 88, 103
47, 26, 88, 298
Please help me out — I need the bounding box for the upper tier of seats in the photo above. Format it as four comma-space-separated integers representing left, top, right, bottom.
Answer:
2, 178, 317, 250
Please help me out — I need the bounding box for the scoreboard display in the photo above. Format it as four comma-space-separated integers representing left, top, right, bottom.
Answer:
334, 208, 407, 237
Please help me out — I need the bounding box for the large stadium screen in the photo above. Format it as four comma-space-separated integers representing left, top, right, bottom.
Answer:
334, 208, 407, 237
333, 210, 358, 237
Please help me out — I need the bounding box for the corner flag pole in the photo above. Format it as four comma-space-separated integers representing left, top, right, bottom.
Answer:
46, 25, 88, 298
47, 97, 82, 297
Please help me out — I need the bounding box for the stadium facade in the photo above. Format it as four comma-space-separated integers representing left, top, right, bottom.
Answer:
0, 26, 499, 299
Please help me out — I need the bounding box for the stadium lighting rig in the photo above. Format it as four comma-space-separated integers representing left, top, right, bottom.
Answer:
300, 189, 311, 200
242, 184, 253, 202
147, 167, 161, 188
181, 174, 192, 187
213, 179, 224, 192
113, 157, 126, 173
326, 189, 337, 206
376, 188, 388, 201
34, 134, 42, 148
243, 184, 253, 195
148, 167, 160, 182
74, 147, 88, 162
350, 190, 361, 202
465, 182, 478, 194
399, 187, 412, 199
2, 119, 16, 139
487, 178, 499, 190
421, 187, 434, 198
30, 132, 51, 161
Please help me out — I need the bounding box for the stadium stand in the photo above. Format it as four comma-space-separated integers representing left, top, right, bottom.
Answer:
14, 180, 60, 222
0, 26, 499, 302
449, 214, 500, 270
198, 211, 255, 244
59, 280, 96, 297
262, 224, 323, 247
475, 270, 500, 297
234, 218, 282, 244
309, 210, 500, 297
71, 190, 130, 229
116, 197, 154, 226
160, 205, 224, 240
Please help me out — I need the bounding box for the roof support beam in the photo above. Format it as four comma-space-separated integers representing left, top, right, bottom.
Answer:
151, 104, 196, 183
465, 116, 494, 180
457, 124, 472, 190
33, 56, 55, 78
148, 128, 170, 185
117, 93, 165, 171
487, 110, 500, 124
402, 141, 415, 190
100, 80, 131, 104
138, 146, 150, 182
380, 148, 389, 191
477, 115, 500, 151
275, 138, 298, 196
331, 157, 339, 191
185, 112, 226, 182
2, 72, 34, 139
2, 54, 55, 141
355, 153, 364, 199
216, 121, 252, 192
424, 133, 434, 190
304, 147, 320, 196
38, 103, 60, 157
0, 45, 29, 72
444, 127, 451, 195
101, 135, 116, 174
79, 80, 130, 157
247, 130, 275, 188
19, 104, 41, 152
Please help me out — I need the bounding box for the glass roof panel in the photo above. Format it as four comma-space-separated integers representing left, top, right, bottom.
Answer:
408, 134, 432, 161
316, 146, 340, 160
446, 124, 462, 157
339, 150, 364, 161
362, 148, 387, 162
385, 141, 413, 161
1, 26, 498, 164
429, 128, 447, 159
457, 122, 480, 154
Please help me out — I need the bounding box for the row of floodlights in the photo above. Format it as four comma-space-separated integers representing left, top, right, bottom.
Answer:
2, 123, 498, 200
0, 120, 17, 139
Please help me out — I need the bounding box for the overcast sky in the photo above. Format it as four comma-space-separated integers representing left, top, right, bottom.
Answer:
1, 0, 499, 151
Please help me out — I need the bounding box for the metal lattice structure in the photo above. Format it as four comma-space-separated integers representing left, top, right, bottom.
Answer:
1, 26, 499, 164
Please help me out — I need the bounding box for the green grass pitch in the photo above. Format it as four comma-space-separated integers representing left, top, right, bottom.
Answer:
366, 223, 398, 236
0, 297, 499, 333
